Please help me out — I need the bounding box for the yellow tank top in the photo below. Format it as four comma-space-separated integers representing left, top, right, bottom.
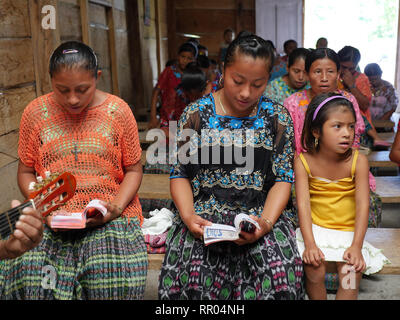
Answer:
299, 150, 358, 231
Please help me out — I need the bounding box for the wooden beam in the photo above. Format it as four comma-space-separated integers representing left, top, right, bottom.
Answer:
395, 0, 400, 90
167, 0, 176, 61
106, 2, 120, 96
125, 0, 146, 112
80, 0, 91, 45
89, 0, 113, 7
155, 0, 162, 76
28, 0, 60, 96
28, 0, 41, 97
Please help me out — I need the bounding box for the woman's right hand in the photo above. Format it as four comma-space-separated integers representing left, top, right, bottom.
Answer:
181, 213, 212, 240
303, 244, 325, 267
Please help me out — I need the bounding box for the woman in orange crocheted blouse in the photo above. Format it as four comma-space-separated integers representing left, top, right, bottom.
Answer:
0, 41, 147, 300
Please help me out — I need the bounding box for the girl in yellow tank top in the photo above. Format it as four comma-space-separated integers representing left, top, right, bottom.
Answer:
294, 93, 389, 300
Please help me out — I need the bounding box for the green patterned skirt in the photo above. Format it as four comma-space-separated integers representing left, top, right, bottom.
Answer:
0, 217, 148, 300
159, 213, 305, 300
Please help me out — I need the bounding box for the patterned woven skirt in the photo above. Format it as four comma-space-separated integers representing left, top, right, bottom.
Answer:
158, 213, 305, 300
0, 217, 148, 300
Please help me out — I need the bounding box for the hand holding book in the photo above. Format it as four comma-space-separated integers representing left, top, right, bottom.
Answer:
203, 213, 262, 246
51, 199, 108, 229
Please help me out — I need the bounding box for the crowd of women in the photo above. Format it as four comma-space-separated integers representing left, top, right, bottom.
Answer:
1, 29, 399, 301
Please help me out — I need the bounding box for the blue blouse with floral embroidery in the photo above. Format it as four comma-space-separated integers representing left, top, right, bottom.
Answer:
170, 93, 295, 224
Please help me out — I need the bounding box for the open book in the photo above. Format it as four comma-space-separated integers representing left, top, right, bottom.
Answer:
203, 213, 260, 246
51, 199, 107, 229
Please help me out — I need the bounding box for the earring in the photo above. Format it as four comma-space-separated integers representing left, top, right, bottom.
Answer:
314, 137, 319, 148
218, 76, 224, 88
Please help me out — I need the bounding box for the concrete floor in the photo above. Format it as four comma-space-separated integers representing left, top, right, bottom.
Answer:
144, 203, 400, 300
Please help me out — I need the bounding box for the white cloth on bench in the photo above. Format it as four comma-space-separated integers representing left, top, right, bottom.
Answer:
296, 224, 391, 275
142, 208, 174, 235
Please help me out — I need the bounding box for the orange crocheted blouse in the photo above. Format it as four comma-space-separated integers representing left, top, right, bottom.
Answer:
18, 92, 143, 224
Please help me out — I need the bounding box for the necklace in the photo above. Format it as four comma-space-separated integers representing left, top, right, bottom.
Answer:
218, 93, 258, 117
218, 94, 227, 115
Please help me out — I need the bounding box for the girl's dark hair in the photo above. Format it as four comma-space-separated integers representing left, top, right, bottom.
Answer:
178, 62, 207, 93
49, 41, 98, 78
305, 48, 340, 73
179, 42, 198, 58
337, 46, 361, 65
364, 63, 383, 77
302, 92, 356, 158
197, 55, 210, 69
224, 34, 275, 72
283, 39, 297, 51
288, 48, 309, 68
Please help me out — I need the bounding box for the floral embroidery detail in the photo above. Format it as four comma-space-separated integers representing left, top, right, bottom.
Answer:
229, 119, 242, 129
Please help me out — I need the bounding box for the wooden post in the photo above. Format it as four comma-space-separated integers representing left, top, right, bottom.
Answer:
395, 0, 400, 90
167, 0, 176, 61
155, 0, 162, 76
80, 0, 91, 46
28, 0, 60, 96
235, 0, 242, 34
125, 0, 146, 113
106, 3, 120, 96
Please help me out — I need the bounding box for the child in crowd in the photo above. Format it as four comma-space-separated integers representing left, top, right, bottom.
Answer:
148, 42, 198, 132
144, 62, 209, 175
219, 28, 235, 67
295, 93, 389, 300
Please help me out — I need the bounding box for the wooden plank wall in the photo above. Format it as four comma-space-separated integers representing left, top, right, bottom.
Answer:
126, 0, 169, 119
0, 0, 135, 212
168, 0, 255, 63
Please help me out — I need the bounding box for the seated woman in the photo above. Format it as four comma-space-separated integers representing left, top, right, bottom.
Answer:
0, 41, 147, 299
337, 46, 388, 148
364, 63, 399, 121
159, 34, 304, 300
265, 48, 310, 104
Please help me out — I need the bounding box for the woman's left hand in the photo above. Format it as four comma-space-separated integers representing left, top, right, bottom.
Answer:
86, 201, 123, 228
233, 215, 271, 246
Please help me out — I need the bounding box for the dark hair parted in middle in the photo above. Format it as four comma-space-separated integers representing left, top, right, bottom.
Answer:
301, 92, 356, 158
224, 34, 275, 72
49, 41, 98, 78
288, 48, 310, 68
305, 48, 340, 73
337, 46, 361, 65
179, 42, 198, 59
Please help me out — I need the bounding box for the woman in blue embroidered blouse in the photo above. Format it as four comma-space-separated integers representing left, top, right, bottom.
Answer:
158, 34, 304, 300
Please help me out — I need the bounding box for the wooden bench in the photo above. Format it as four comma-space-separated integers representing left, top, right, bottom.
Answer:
147, 228, 400, 274
377, 132, 395, 144
138, 174, 171, 199
375, 176, 400, 203
368, 151, 398, 168
372, 120, 395, 130
137, 121, 147, 131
